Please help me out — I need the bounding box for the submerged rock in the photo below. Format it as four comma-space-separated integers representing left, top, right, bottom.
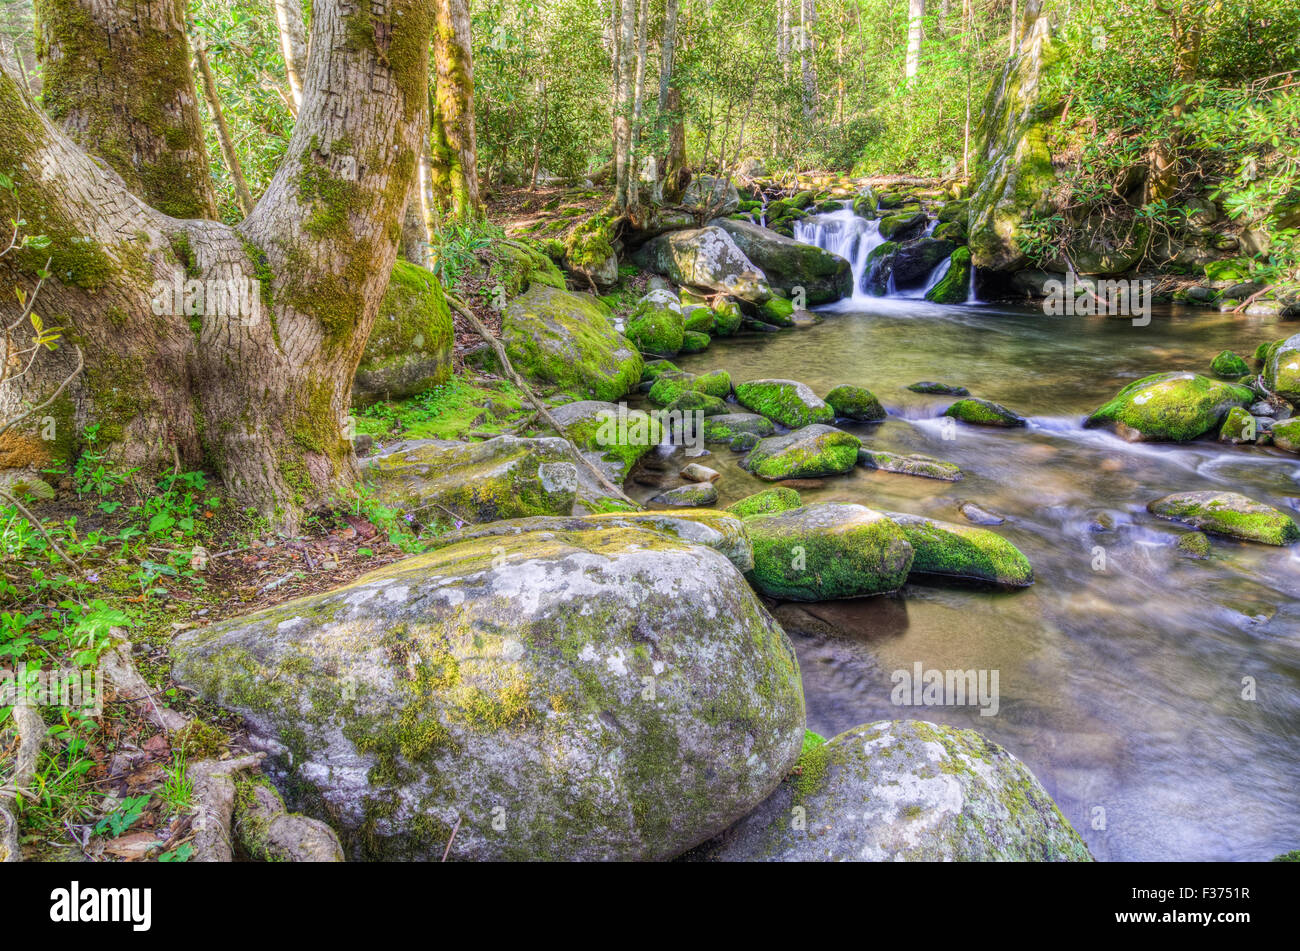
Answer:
1175, 531, 1211, 559
744, 425, 862, 481
632, 226, 772, 303
693, 720, 1092, 862
363, 436, 579, 524
679, 463, 721, 483
745, 503, 914, 600
1084, 372, 1254, 442
500, 284, 643, 400
1147, 491, 1300, 545
908, 381, 970, 396
944, 398, 1027, 427
857, 450, 962, 482
825, 384, 886, 421
735, 379, 834, 428
888, 513, 1034, 587
651, 482, 719, 507
958, 501, 1006, 525
171, 525, 805, 861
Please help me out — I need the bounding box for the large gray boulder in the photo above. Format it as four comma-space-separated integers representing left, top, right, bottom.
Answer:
711, 218, 852, 304
171, 524, 806, 861
632, 227, 772, 303
694, 720, 1093, 861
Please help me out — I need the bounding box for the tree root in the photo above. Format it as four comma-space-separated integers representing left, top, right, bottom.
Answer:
446, 293, 637, 506
0, 704, 46, 862
233, 779, 344, 862
187, 754, 266, 862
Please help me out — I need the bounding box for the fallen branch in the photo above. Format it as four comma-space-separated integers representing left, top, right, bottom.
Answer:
445, 294, 636, 506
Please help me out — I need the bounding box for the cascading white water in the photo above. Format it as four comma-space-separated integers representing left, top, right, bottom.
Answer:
793, 206, 888, 302
793, 204, 978, 305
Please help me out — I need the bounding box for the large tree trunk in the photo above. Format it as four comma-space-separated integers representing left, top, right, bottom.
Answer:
33, 0, 218, 220
613, 0, 638, 214
906, 0, 925, 83
1, 0, 433, 531
272, 0, 309, 113
430, 0, 482, 221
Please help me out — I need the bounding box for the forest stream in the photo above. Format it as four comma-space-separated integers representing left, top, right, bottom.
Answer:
630, 294, 1300, 861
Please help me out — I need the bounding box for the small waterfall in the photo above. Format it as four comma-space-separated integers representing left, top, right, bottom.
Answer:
793, 204, 965, 306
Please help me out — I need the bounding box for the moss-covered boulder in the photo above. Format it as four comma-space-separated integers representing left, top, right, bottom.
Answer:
1210, 349, 1250, 379
701, 413, 776, 444
892, 238, 958, 288
1262, 334, 1300, 401
924, 247, 974, 304
647, 371, 698, 406
353, 261, 454, 407
429, 510, 753, 573
744, 425, 862, 481
1147, 491, 1300, 545
745, 503, 913, 600
878, 212, 927, 242
680, 330, 711, 353
500, 284, 642, 401
625, 290, 686, 358
682, 306, 715, 334
492, 238, 567, 298
908, 381, 969, 396
944, 398, 1027, 427
1175, 531, 1211, 558
1217, 406, 1257, 444
663, 392, 731, 417
711, 218, 852, 305
1271, 418, 1300, 452
1083, 372, 1254, 442
888, 513, 1033, 587
735, 379, 834, 428
551, 400, 662, 481
170, 524, 806, 861
712, 298, 744, 336
642, 359, 681, 382
857, 450, 962, 482
692, 720, 1093, 861
692, 369, 733, 398
726, 487, 803, 520
757, 296, 796, 327
362, 436, 580, 524
862, 240, 899, 296
563, 214, 618, 289
632, 227, 772, 303
825, 384, 885, 421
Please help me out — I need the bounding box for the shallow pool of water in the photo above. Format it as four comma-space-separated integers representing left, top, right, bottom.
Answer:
637, 297, 1300, 861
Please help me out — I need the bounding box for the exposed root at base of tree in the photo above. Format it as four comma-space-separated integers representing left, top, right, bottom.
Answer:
0, 704, 46, 862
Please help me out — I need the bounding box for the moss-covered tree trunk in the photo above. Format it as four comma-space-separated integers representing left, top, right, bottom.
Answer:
429, 0, 481, 221
34, 0, 218, 220
1, 0, 432, 531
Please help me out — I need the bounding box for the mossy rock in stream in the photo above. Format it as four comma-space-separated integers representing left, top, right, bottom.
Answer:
1083, 372, 1254, 442
887, 513, 1034, 588
550, 400, 663, 478
878, 212, 927, 241
1210, 349, 1251, 379
680, 330, 711, 353
692, 369, 734, 398
353, 261, 454, 407
1271, 418, 1300, 453
1262, 334, 1300, 402
647, 371, 698, 406
726, 487, 803, 520
1217, 406, 1258, 444
624, 291, 686, 358
745, 503, 914, 600
944, 398, 1027, 427
641, 359, 681, 382
663, 391, 731, 417
757, 296, 796, 327
499, 284, 642, 401
170, 524, 805, 861
744, 425, 862, 481
682, 306, 715, 334
690, 720, 1093, 862
925, 247, 974, 305
1147, 491, 1300, 545
857, 450, 962, 482
700, 413, 776, 444
711, 298, 744, 336
735, 379, 834, 428
825, 384, 885, 421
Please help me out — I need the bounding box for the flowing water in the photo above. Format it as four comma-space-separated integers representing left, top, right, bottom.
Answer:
629, 222, 1300, 860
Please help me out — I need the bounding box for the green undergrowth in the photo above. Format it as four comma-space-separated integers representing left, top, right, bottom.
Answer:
355, 375, 532, 443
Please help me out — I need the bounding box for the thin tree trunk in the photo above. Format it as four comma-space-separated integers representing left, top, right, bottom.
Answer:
33, 0, 218, 220
799, 0, 818, 120
529, 79, 548, 192
1, 0, 434, 530
195, 42, 255, 216
272, 0, 308, 114
906, 0, 925, 83
629, 0, 650, 207
430, 0, 482, 220
1008, 0, 1019, 57
613, 0, 637, 213
778, 0, 790, 79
